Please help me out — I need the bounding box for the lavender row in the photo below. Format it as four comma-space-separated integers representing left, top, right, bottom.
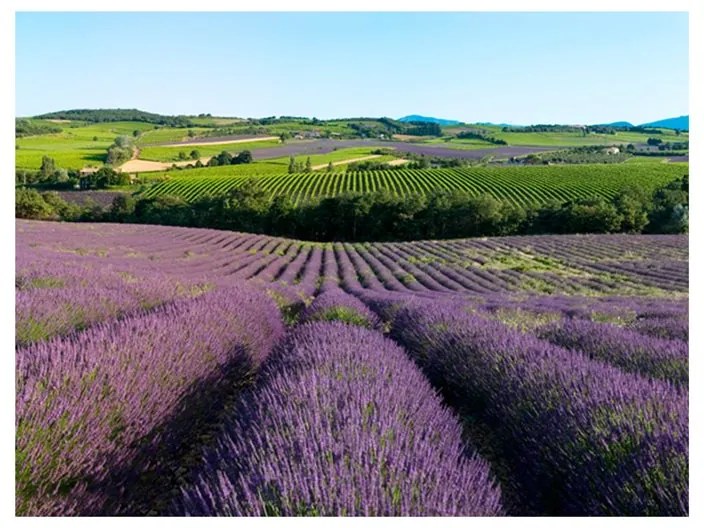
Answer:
362, 294, 688, 515
174, 322, 503, 516
536, 318, 688, 386
300, 289, 383, 330
16, 284, 284, 516
16, 264, 210, 345
629, 316, 688, 342
17, 221, 688, 299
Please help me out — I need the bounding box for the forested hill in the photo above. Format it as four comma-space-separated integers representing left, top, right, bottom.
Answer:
640, 116, 689, 131
35, 109, 193, 127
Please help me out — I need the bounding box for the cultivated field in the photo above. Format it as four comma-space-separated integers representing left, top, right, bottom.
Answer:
137, 138, 282, 162
140, 163, 687, 205
16, 219, 688, 516
16, 115, 689, 174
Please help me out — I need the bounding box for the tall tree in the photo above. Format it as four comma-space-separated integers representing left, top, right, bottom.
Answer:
40, 156, 56, 180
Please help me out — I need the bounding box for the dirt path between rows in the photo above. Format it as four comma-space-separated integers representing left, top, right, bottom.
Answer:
386, 158, 411, 166
118, 156, 213, 173
311, 155, 381, 170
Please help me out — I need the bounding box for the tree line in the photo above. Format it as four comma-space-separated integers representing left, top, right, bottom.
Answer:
35, 109, 193, 127
17, 175, 688, 242
455, 129, 507, 145
15, 119, 62, 138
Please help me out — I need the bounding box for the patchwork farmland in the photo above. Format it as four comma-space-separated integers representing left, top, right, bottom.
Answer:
16, 111, 689, 518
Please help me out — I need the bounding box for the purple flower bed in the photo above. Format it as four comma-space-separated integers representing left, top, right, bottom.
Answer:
629, 315, 688, 342
15, 221, 689, 516
16, 284, 284, 516
15, 264, 209, 345
300, 289, 383, 330
536, 318, 688, 386
373, 297, 688, 515
174, 322, 503, 516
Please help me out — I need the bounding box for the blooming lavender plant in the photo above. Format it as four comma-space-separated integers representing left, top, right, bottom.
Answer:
300, 289, 383, 330
174, 322, 503, 516
536, 318, 688, 386
15, 265, 210, 345
378, 297, 688, 516
16, 284, 283, 516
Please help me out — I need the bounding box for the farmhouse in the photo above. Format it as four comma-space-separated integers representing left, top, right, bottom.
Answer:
78, 167, 99, 189
604, 146, 620, 155
79, 167, 99, 177
293, 130, 322, 140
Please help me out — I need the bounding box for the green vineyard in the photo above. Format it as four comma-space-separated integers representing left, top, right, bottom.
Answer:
139, 163, 688, 206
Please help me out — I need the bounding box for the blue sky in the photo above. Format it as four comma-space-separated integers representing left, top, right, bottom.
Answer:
15, 12, 688, 124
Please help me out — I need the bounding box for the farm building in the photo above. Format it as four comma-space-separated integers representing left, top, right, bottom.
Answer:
79, 167, 99, 177
78, 167, 99, 189
604, 146, 620, 155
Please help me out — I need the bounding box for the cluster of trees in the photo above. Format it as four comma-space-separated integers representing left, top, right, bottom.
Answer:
503, 124, 589, 134
81, 167, 131, 189
207, 150, 253, 167
345, 119, 442, 139
15, 119, 62, 137
35, 109, 193, 127
344, 156, 468, 171
501, 124, 651, 136
16, 157, 131, 190
346, 160, 401, 171
288, 157, 313, 173
403, 122, 442, 137
455, 129, 507, 145
520, 145, 633, 165
16, 156, 71, 186
105, 135, 135, 165
254, 116, 320, 125
17, 176, 688, 242
398, 154, 474, 169
630, 126, 663, 134
177, 150, 201, 161
646, 138, 688, 150
348, 121, 390, 138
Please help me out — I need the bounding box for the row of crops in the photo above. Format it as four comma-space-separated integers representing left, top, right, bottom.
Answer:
18, 220, 688, 300
139, 163, 687, 206
16, 220, 689, 515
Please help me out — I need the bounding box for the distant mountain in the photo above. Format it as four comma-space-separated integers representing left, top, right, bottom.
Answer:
398, 115, 461, 126
639, 115, 689, 131
474, 122, 515, 127
599, 121, 634, 128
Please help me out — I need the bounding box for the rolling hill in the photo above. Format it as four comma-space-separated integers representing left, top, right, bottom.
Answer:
398, 115, 461, 126
640, 116, 689, 131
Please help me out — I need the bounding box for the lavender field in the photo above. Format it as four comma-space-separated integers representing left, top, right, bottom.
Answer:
15, 219, 689, 516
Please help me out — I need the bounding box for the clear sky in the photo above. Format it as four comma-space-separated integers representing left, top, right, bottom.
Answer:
15, 12, 688, 124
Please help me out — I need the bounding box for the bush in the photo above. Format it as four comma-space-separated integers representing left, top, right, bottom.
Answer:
15, 188, 55, 219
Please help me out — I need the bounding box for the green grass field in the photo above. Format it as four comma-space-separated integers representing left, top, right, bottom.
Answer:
16, 121, 160, 170
286, 147, 397, 167
138, 162, 688, 207
134, 126, 214, 145
187, 116, 245, 126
